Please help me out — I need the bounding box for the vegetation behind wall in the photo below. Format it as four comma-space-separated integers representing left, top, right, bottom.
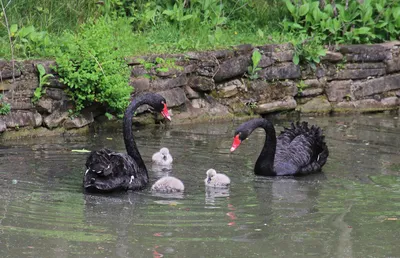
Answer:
1, 0, 399, 120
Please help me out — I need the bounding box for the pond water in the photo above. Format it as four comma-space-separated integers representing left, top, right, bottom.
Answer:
0, 114, 399, 258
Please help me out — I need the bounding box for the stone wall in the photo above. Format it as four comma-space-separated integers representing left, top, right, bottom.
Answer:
1, 41, 400, 134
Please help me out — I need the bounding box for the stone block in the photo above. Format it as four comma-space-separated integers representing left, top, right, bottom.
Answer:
330, 67, 386, 80
249, 80, 298, 102
333, 97, 399, 113
10, 98, 35, 110
44, 88, 67, 101
130, 77, 150, 93
321, 51, 343, 62
184, 86, 201, 99
259, 63, 301, 80
218, 85, 238, 98
303, 78, 327, 88
191, 98, 207, 109
185, 49, 233, 60
151, 76, 188, 91
44, 110, 69, 129
47, 76, 67, 89
188, 76, 215, 91
2, 110, 42, 128
0, 60, 22, 79
258, 55, 274, 68
216, 79, 245, 98
299, 88, 324, 97
131, 66, 148, 77
352, 74, 400, 99
326, 80, 353, 102
0, 120, 6, 132
0, 81, 15, 91
339, 44, 392, 62
271, 50, 294, 62
297, 96, 332, 114
36, 97, 58, 113
63, 110, 94, 129
385, 57, 400, 73
214, 54, 251, 82
255, 96, 297, 114
157, 88, 186, 108
258, 43, 294, 53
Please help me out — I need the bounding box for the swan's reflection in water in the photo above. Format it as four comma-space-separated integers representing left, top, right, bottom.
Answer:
205, 186, 230, 205
151, 163, 172, 178
150, 191, 184, 199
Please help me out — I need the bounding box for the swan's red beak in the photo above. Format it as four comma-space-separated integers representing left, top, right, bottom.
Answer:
161, 103, 171, 121
230, 134, 241, 152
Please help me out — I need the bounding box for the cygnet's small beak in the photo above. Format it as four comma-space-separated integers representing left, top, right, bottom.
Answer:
207, 177, 211, 183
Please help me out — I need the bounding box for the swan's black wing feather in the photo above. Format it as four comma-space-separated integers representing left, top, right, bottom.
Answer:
84, 148, 148, 192
275, 122, 328, 175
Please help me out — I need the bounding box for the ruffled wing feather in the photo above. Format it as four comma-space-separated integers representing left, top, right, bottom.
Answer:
275, 122, 329, 175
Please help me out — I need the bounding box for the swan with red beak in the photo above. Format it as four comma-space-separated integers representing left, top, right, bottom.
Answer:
229, 118, 329, 176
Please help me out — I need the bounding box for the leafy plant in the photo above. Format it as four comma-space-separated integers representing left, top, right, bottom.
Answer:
162, 1, 194, 24
104, 112, 114, 120
296, 80, 308, 95
246, 100, 258, 115
9, 24, 52, 58
247, 49, 262, 80
283, 0, 400, 45
54, 17, 133, 114
292, 36, 326, 66
32, 64, 54, 103
137, 57, 183, 75
0, 94, 11, 115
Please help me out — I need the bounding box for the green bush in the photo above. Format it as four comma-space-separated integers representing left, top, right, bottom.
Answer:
54, 16, 132, 114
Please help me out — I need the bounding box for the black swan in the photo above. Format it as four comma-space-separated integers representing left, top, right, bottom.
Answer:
152, 147, 173, 166
151, 176, 184, 192
230, 118, 329, 176
83, 93, 171, 192
204, 169, 231, 187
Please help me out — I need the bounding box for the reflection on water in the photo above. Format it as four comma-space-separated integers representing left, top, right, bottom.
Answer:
0, 114, 399, 257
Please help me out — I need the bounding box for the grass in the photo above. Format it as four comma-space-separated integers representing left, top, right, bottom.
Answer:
0, 0, 290, 59
0, 0, 99, 35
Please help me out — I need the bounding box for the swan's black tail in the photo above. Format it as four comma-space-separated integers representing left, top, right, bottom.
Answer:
280, 121, 329, 175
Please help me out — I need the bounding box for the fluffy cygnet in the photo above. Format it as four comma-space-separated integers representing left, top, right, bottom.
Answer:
204, 169, 230, 188
151, 176, 184, 193
152, 147, 173, 166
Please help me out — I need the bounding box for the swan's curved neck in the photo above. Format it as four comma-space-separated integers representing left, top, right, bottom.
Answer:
123, 95, 150, 173
253, 119, 277, 176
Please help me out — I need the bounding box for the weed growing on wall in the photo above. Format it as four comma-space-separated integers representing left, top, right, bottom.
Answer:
0, 94, 11, 115
247, 50, 262, 80
32, 64, 53, 103
54, 16, 133, 114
